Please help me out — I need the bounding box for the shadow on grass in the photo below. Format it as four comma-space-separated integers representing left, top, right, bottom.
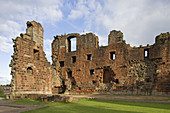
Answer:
14, 98, 170, 113
11, 98, 45, 105
24, 100, 142, 113
88, 99, 170, 110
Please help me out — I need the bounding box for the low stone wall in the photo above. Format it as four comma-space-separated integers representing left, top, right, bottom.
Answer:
6, 94, 51, 100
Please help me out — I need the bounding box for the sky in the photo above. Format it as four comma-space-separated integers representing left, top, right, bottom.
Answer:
0, 0, 170, 84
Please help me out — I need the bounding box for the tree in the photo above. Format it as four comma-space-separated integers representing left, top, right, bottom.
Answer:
0, 87, 4, 95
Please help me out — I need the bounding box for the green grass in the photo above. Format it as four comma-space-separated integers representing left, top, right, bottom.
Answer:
0, 94, 5, 98
12, 98, 46, 105
13, 99, 170, 113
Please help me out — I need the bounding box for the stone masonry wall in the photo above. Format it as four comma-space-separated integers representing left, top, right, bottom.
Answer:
9, 21, 52, 98
10, 21, 170, 97
52, 30, 170, 95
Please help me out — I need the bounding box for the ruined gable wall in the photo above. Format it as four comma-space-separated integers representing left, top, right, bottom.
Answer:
9, 21, 52, 97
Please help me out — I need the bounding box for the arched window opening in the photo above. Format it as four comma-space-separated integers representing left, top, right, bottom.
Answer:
33, 49, 39, 60
27, 67, 33, 75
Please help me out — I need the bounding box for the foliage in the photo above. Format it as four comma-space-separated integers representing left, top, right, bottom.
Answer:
0, 87, 4, 95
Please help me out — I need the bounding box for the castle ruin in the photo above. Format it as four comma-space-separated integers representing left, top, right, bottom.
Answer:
9, 21, 170, 99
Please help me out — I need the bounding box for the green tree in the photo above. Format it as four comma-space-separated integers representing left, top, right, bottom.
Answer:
0, 87, 4, 95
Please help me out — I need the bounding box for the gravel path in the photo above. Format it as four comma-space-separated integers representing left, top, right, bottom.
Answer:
69, 95, 170, 103
0, 98, 46, 113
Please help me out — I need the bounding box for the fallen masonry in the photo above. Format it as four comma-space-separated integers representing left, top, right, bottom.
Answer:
8, 21, 170, 99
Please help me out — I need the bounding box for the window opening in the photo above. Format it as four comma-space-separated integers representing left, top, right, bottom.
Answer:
68, 37, 77, 52
118, 37, 122, 41
115, 79, 119, 84
92, 80, 97, 84
87, 54, 92, 60
144, 49, 149, 58
27, 67, 33, 75
72, 56, 76, 63
33, 49, 39, 60
110, 51, 115, 60
90, 69, 94, 76
59, 61, 64, 67
67, 71, 72, 78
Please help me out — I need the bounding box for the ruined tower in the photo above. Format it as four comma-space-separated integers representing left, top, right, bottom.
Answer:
9, 21, 52, 98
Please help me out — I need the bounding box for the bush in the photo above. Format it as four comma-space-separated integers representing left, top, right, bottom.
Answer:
0, 87, 4, 95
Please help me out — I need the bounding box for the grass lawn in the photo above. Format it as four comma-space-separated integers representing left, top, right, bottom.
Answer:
12, 98, 170, 113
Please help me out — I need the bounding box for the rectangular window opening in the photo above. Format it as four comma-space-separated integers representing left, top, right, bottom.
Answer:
59, 61, 64, 67
144, 49, 149, 58
90, 69, 94, 76
68, 37, 77, 52
67, 71, 72, 78
72, 56, 76, 63
115, 79, 119, 84
110, 51, 115, 60
87, 54, 92, 60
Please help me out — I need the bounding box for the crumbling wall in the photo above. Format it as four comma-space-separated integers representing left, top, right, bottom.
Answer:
52, 30, 170, 95
153, 33, 170, 94
9, 21, 52, 98
51, 30, 128, 94
10, 21, 170, 97
126, 60, 157, 95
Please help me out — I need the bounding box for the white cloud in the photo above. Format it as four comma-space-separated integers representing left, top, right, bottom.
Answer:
0, 20, 22, 53
0, 0, 63, 24
0, 0, 63, 53
0, 76, 11, 85
68, 0, 88, 19
68, 0, 170, 46
44, 39, 53, 47
0, 69, 11, 85
68, 0, 102, 32
0, 36, 12, 53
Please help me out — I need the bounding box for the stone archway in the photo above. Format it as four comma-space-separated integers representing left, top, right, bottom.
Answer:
103, 68, 115, 83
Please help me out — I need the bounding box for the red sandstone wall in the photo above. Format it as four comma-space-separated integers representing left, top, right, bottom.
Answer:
10, 21, 52, 96
52, 30, 170, 95
10, 21, 170, 96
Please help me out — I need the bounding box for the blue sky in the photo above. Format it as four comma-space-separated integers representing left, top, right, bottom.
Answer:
0, 0, 170, 84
